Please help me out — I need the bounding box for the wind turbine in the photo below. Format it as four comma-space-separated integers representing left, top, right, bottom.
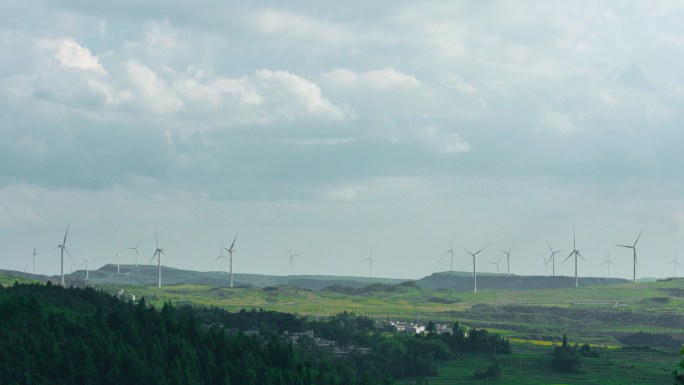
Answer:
445, 240, 456, 272
32, 247, 37, 275
667, 252, 681, 278
546, 241, 563, 277
600, 252, 615, 279
148, 227, 164, 288
287, 248, 300, 276
214, 246, 229, 275
222, 233, 238, 287
462, 243, 491, 293
364, 249, 374, 278
55, 224, 74, 285
489, 257, 503, 274
540, 253, 551, 276
128, 241, 141, 267
110, 250, 121, 274
80, 250, 90, 280
617, 229, 643, 284
499, 246, 513, 275
435, 255, 446, 271
562, 228, 585, 288
23, 264, 29, 273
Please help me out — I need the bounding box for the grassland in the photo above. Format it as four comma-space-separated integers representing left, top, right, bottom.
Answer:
397, 341, 680, 384
3, 273, 684, 383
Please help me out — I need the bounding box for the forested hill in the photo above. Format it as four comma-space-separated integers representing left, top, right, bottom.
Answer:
0, 282, 350, 385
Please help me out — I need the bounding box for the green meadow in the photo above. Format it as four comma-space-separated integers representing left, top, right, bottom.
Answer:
397, 341, 680, 384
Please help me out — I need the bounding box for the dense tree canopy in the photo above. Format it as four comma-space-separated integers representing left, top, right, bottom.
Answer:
0, 282, 512, 384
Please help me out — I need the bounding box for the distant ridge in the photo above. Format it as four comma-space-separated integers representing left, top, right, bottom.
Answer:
0, 269, 50, 282
416, 271, 630, 291
1, 265, 632, 291
58, 264, 407, 289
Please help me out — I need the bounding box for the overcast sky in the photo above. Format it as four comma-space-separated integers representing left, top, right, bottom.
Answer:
1, 1, 683, 280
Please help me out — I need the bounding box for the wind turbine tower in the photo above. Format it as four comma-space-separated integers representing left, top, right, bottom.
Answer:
128, 241, 141, 267
600, 252, 615, 278
80, 251, 90, 280
55, 224, 73, 285
445, 240, 456, 272
462, 243, 491, 293
32, 247, 37, 275
435, 255, 446, 272
223, 233, 238, 287
287, 248, 301, 276
110, 250, 121, 274
364, 249, 374, 278
214, 246, 229, 274
499, 246, 513, 275
546, 241, 563, 277
667, 252, 681, 278
149, 227, 165, 288
489, 257, 503, 274
540, 253, 551, 276
562, 228, 585, 287
617, 229, 643, 284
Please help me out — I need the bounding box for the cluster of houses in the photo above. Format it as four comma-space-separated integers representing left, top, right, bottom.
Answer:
243, 321, 454, 355
387, 321, 452, 334
241, 330, 374, 355
280, 330, 372, 355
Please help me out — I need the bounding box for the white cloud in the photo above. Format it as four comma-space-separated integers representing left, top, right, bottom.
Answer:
283, 138, 355, 146
417, 126, 471, 153
322, 68, 419, 90
327, 186, 357, 201
443, 74, 477, 93
250, 9, 352, 44
536, 111, 580, 134
254, 69, 352, 120
37, 39, 107, 74
123, 60, 184, 113
0, 205, 43, 228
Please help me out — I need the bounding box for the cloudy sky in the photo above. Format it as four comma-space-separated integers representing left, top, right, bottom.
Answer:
1, 1, 683, 280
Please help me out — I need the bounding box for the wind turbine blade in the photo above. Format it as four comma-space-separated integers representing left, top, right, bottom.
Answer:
609, 261, 615, 266
288, 256, 293, 265
600, 261, 608, 266
634, 229, 643, 247
474, 243, 492, 256
286, 248, 293, 257
63, 223, 70, 245
616, 245, 632, 248
136, 240, 141, 248
461, 247, 474, 256
562, 252, 574, 264
577, 252, 585, 261
148, 251, 157, 265
229, 233, 238, 250
155, 226, 159, 250
508, 246, 513, 253
214, 255, 223, 261
677, 262, 682, 267
546, 241, 553, 253
497, 257, 502, 263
